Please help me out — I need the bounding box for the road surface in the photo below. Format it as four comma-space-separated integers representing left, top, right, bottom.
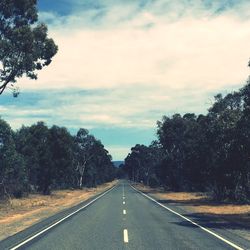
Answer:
1, 180, 249, 250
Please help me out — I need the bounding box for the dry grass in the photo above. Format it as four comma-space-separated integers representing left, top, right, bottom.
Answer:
134, 183, 250, 215
189, 204, 250, 215
156, 192, 205, 201
0, 180, 117, 241
154, 192, 250, 215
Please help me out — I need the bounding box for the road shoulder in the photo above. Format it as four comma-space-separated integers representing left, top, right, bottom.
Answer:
132, 183, 250, 249
0, 181, 117, 249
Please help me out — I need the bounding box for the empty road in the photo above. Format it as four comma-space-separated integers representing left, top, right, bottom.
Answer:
1, 181, 249, 250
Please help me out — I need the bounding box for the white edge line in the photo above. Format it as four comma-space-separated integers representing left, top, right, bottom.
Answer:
123, 209, 126, 215
130, 185, 244, 250
10, 185, 117, 250
123, 229, 129, 243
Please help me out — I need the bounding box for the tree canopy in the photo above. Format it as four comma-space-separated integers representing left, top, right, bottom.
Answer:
0, 119, 116, 198
0, 0, 58, 96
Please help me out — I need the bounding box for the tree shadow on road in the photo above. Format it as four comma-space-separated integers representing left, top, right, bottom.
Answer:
170, 212, 250, 231
156, 197, 250, 232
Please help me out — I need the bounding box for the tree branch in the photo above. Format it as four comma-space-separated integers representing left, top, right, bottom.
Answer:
0, 69, 18, 95
0, 80, 9, 94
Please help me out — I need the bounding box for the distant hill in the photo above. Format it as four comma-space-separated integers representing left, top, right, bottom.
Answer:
112, 161, 124, 167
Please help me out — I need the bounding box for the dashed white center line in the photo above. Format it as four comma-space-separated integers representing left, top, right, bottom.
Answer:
123, 229, 129, 243
122, 185, 128, 244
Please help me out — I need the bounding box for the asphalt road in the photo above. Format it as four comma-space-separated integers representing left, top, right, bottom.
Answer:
2, 180, 249, 250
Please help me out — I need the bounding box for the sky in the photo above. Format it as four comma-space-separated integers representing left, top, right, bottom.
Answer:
0, 0, 250, 160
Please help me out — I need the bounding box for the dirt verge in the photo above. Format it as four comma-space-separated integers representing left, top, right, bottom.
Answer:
0, 180, 117, 241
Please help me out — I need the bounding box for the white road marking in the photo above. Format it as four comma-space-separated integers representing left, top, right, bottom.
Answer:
131, 185, 244, 250
122, 184, 125, 197
123, 229, 129, 243
123, 196, 125, 199
123, 201, 125, 204
10, 185, 118, 250
123, 209, 126, 215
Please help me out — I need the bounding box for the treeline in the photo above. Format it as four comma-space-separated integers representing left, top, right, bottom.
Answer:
124, 82, 250, 202
0, 120, 116, 199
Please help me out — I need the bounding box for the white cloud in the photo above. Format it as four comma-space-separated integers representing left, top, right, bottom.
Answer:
3, 0, 250, 159
0, 106, 8, 112
20, 7, 250, 95
105, 145, 131, 160
0, 84, 226, 133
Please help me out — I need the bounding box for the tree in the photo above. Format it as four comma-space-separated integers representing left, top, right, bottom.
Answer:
156, 114, 189, 190
1, 117, 116, 198
15, 125, 40, 190
0, 0, 58, 95
0, 118, 27, 199
206, 92, 244, 200
74, 128, 116, 188
15, 122, 53, 195
231, 83, 250, 200
74, 129, 96, 188
124, 143, 163, 187
49, 126, 75, 189
85, 140, 114, 187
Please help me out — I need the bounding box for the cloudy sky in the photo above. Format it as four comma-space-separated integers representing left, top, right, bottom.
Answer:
0, 0, 250, 160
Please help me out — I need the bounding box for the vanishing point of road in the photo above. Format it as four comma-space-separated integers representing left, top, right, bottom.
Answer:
1, 180, 249, 250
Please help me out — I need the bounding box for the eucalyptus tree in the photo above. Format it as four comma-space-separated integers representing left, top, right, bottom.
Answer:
231, 83, 250, 200
206, 92, 245, 199
15, 122, 53, 194
74, 128, 115, 188
0, 0, 58, 95
49, 126, 75, 188
156, 114, 189, 190
124, 143, 163, 186
74, 129, 96, 188
85, 139, 109, 187
156, 113, 211, 190
0, 118, 26, 198
124, 144, 145, 183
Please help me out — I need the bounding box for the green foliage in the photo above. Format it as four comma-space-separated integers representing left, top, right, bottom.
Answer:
0, 118, 27, 198
124, 82, 250, 202
0, 120, 115, 199
15, 122, 53, 195
49, 126, 75, 189
0, 0, 58, 95
74, 129, 115, 188
124, 142, 163, 186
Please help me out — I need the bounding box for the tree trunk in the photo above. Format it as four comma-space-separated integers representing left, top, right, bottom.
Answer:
79, 175, 83, 189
